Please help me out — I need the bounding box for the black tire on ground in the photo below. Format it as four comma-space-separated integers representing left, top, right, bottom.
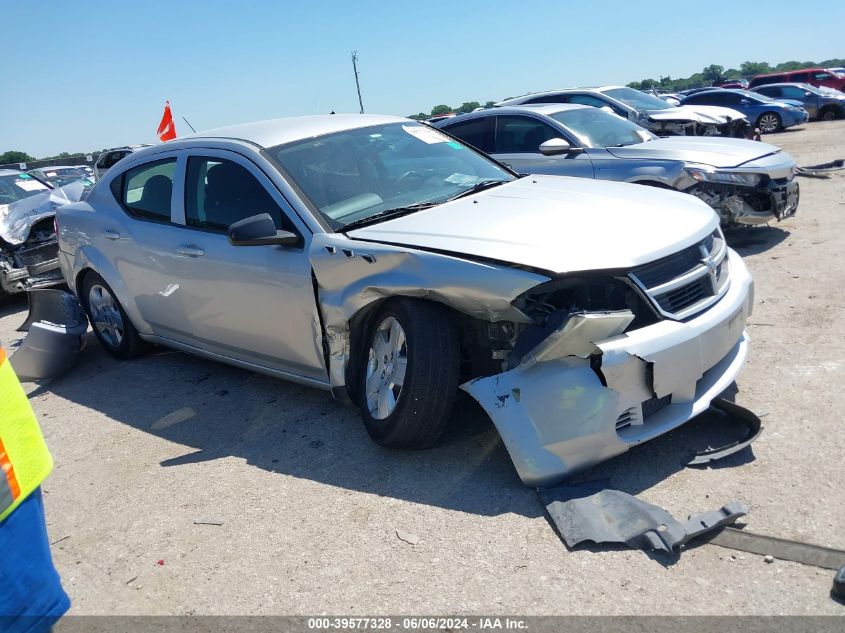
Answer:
80, 271, 149, 359
756, 112, 782, 133
819, 106, 838, 121
357, 298, 460, 450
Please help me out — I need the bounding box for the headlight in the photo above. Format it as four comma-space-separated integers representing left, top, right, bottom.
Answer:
685, 167, 762, 187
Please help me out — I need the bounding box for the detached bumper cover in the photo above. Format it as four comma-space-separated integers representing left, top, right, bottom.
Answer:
9, 289, 88, 382
462, 249, 754, 487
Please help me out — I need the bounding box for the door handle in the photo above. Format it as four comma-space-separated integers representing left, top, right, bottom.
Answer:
176, 245, 205, 257
104, 229, 120, 240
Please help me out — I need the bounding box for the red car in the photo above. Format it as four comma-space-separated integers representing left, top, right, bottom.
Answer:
749, 68, 845, 92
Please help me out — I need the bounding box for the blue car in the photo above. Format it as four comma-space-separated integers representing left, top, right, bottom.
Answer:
680, 89, 809, 134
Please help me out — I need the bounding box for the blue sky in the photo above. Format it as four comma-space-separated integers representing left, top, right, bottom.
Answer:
3, 0, 843, 157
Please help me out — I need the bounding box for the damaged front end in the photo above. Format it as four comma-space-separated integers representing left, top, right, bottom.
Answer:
680, 159, 800, 227
462, 236, 754, 487
0, 181, 85, 296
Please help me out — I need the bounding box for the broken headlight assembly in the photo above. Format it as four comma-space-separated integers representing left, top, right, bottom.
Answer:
685, 166, 763, 187
508, 275, 660, 369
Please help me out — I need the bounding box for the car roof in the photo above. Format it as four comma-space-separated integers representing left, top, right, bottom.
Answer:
752, 82, 814, 89
183, 114, 408, 148
0, 169, 24, 176
489, 104, 591, 116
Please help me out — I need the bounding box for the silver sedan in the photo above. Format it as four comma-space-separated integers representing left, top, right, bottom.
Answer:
56, 115, 753, 485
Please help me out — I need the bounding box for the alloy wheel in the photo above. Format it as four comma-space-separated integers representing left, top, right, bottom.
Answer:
365, 316, 408, 420
759, 114, 780, 133
88, 284, 125, 348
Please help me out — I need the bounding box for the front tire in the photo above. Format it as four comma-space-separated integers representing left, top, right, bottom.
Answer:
756, 112, 782, 133
357, 298, 460, 449
81, 272, 148, 359
819, 106, 838, 121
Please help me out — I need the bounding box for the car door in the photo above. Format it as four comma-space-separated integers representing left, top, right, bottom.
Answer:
163, 150, 326, 381
780, 85, 817, 117
96, 154, 189, 340
492, 115, 594, 177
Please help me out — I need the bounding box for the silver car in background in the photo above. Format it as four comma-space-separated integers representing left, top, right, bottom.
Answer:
56, 114, 753, 486
496, 86, 751, 137
435, 104, 799, 226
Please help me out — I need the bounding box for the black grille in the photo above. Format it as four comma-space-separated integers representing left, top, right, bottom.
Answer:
632, 233, 713, 288
655, 277, 710, 314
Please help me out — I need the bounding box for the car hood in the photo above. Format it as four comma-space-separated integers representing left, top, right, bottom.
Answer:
606, 136, 782, 168
346, 176, 717, 274
646, 105, 747, 123
0, 181, 86, 245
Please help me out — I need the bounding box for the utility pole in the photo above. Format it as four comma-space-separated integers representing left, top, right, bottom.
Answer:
351, 50, 364, 114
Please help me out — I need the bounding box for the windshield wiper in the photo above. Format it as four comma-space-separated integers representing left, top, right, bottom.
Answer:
340, 202, 438, 232
446, 179, 508, 202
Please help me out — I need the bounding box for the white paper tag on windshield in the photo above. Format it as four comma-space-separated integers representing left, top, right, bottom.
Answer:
403, 125, 449, 144
15, 179, 46, 191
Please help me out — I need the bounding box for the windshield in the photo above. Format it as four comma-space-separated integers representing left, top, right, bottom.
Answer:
548, 108, 653, 147
602, 87, 674, 111
0, 173, 51, 205
266, 122, 513, 229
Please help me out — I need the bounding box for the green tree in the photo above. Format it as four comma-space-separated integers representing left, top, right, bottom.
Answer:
484, 101, 495, 109
456, 101, 481, 113
430, 104, 452, 116
739, 61, 771, 76
0, 150, 35, 164
702, 64, 725, 82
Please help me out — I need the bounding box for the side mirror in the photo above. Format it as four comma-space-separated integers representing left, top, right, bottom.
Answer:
228, 213, 299, 247
804, 91, 811, 97
740, 99, 750, 105
539, 138, 572, 156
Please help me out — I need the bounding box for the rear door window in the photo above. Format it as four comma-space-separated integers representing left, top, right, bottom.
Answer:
121, 159, 176, 222
440, 117, 494, 153
756, 86, 781, 98
790, 71, 811, 83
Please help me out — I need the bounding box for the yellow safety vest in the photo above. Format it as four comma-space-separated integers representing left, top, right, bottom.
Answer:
0, 346, 53, 522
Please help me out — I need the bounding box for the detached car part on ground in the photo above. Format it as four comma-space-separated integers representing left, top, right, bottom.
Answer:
496, 87, 752, 138
435, 105, 799, 226
56, 115, 754, 486
0, 171, 86, 297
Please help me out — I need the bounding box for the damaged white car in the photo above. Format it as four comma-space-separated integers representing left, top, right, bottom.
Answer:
56, 115, 754, 486
496, 87, 752, 137
1, 170, 85, 297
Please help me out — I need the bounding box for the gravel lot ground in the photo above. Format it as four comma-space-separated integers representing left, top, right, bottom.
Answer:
2, 121, 844, 616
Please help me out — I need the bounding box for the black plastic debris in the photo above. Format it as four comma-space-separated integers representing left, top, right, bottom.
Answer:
687, 398, 763, 466
795, 159, 845, 179
539, 483, 749, 553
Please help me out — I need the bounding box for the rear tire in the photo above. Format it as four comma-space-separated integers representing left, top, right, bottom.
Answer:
81, 272, 148, 359
756, 112, 782, 133
819, 106, 838, 121
357, 298, 460, 449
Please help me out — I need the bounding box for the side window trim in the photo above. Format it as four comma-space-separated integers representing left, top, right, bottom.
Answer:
179, 148, 308, 240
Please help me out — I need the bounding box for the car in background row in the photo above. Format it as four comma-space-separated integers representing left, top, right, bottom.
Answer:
434, 104, 799, 227
496, 87, 751, 137
27, 165, 94, 190
748, 68, 845, 92
94, 145, 152, 180
679, 89, 808, 134
56, 114, 754, 486
0, 170, 85, 297
751, 83, 845, 121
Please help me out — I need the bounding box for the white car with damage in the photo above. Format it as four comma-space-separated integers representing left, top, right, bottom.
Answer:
55, 115, 754, 486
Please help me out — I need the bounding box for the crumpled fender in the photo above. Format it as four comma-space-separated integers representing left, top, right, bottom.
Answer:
308, 233, 548, 390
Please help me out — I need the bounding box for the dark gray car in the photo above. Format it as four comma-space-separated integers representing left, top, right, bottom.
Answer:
434, 105, 799, 226
751, 83, 845, 120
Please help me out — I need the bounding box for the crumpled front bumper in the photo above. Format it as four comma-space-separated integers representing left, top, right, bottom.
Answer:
462, 249, 754, 487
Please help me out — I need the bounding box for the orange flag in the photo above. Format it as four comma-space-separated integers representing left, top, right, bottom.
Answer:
156, 101, 177, 141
